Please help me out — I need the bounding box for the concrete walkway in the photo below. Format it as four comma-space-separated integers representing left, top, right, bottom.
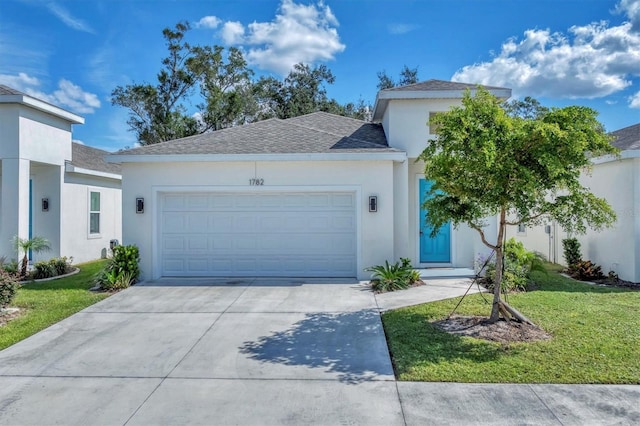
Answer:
0, 277, 637, 425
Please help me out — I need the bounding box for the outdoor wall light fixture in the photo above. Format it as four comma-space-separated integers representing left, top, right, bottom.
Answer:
42, 198, 49, 212
136, 197, 144, 214
369, 196, 378, 213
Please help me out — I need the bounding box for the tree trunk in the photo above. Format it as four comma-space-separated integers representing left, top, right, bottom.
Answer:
20, 253, 28, 278
489, 208, 507, 323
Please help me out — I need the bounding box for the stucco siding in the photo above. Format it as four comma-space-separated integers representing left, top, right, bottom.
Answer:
30, 164, 63, 262
0, 105, 20, 158
60, 173, 122, 263
18, 107, 72, 165
578, 159, 638, 282
121, 160, 397, 281
385, 99, 463, 157
510, 157, 639, 283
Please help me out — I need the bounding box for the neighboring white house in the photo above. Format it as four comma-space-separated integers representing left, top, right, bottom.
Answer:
0, 85, 122, 265
509, 123, 640, 284
108, 80, 511, 281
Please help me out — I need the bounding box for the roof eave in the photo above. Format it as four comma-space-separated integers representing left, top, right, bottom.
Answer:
0, 95, 84, 124
371, 87, 513, 123
106, 152, 407, 164
65, 163, 122, 180
591, 149, 640, 165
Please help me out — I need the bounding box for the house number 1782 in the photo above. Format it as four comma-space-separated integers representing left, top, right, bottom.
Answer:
249, 178, 264, 186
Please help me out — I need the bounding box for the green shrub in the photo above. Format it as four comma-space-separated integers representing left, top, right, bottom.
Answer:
32, 257, 74, 280
366, 260, 414, 292
33, 261, 56, 279
95, 245, 140, 291
0, 269, 19, 308
483, 238, 546, 292
50, 256, 73, 276
562, 238, 582, 268
111, 245, 140, 283
1, 259, 18, 275
400, 258, 421, 284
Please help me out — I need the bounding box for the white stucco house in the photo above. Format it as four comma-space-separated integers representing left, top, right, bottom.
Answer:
510, 123, 640, 283
108, 80, 511, 281
0, 85, 122, 265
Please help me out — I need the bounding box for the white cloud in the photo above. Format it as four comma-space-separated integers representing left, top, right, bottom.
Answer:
0, 72, 40, 88
452, 0, 640, 99
72, 139, 85, 145
0, 73, 101, 114
196, 16, 221, 29
387, 23, 419, 35
629, 91, 640, 108
616, 0, 640, 32
46, 2, 95, 34
51, 79, 101, 113
218, 0, 345, 75
220, 21, 245, 44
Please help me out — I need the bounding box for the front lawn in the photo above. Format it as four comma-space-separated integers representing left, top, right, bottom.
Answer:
0, 259, 110, 350
382, 267, 640, 383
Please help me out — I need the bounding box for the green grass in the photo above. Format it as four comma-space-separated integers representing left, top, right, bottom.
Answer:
0, 259, 110, 350
382, 266, 640, 384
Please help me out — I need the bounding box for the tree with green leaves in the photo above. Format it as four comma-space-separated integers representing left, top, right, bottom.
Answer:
418, 88, 618, 323
376, 65, 419, 90
255, 63, 350, 119
13, 236, 50, 278
112, 22, 256, 145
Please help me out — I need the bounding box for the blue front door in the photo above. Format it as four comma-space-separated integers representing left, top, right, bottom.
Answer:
419, 179, 451, 263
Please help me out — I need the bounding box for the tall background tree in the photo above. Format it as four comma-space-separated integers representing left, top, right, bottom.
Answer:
112, 22, 256, 145
113, 22, 374, 145
376, 65, 419, 90
418, 88, 618, 323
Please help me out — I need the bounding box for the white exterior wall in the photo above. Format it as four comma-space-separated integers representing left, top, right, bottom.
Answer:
61, 173, 122, 263
121, 160, 398, 281
30, 164, 63, 262
507, 221, 566, 264
509, 157, 639, 283
382, 98, 463, 158
18, 107, 72, 164
578, 158, 638, 282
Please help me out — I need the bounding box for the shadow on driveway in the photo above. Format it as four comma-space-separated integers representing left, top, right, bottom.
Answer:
239, 309, 394, 384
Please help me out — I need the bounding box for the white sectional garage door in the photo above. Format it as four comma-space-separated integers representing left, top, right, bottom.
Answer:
159, 192, 357, 277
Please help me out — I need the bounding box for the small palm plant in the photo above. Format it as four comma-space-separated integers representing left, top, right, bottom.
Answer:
365, 260, 414, 292
12, 236, 50, 278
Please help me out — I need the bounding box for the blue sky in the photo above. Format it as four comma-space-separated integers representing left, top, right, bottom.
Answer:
1, 0, 639, 152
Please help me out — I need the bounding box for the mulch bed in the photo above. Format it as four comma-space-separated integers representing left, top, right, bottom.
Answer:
433, 315, 552, 344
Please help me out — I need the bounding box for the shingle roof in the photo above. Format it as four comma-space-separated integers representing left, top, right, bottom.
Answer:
380, 79, 510, 92
70, 143, 121, 175
112, 112, 395, 156
610, 123, 640, 151
0, 85, 25, 96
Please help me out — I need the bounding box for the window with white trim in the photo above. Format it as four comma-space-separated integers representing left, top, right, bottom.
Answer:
89, 191, 100, 235
517, 223, 526, 234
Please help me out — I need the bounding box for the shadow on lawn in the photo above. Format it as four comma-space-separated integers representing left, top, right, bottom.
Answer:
239, 309, 393, 384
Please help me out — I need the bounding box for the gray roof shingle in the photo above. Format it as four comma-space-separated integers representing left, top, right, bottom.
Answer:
70, 143, 121, 175
381, 79, 510, 92
610, 123, 640, 151
113, 112, 395, 156
0, 85, 25, 96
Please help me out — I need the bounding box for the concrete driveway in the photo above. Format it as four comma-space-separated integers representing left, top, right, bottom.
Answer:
0, 278, 402, 425
0, 278, 638, 425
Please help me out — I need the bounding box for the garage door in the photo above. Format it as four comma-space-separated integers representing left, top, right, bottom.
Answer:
160, 192, 357, 277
